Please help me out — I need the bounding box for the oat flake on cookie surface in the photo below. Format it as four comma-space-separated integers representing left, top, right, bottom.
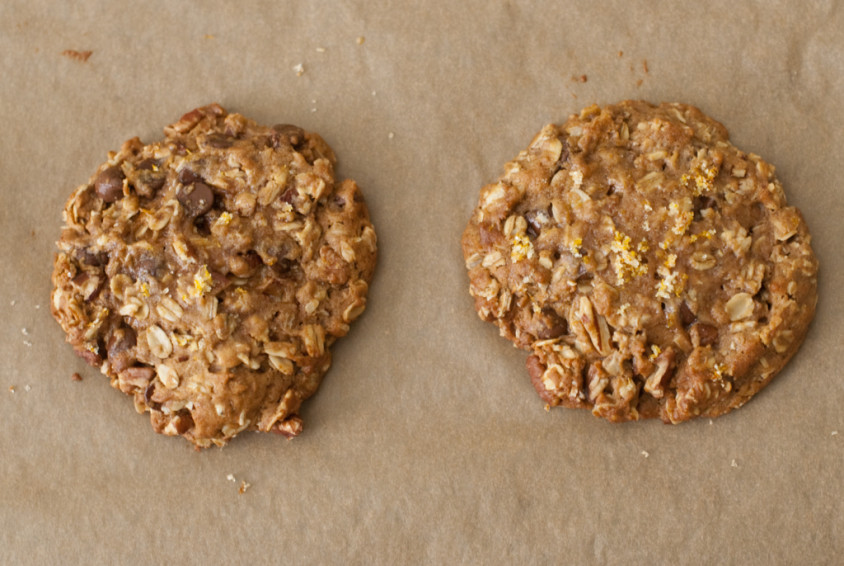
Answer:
462, 100, 817, 423
52, 104, 377, 447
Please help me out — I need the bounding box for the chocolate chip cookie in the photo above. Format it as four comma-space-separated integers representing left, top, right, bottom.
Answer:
52, 104, 377, 447
462, 101, 817, 423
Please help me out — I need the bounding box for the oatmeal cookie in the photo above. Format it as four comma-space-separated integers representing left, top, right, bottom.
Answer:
462, 101, 817, 423
52, 104, 377, 447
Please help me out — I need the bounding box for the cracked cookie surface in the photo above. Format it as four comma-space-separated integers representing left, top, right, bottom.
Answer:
52, 104, 377, 447
462, 100, 817, 423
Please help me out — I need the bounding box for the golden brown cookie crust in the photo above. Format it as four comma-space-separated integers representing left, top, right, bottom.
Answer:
52, 104, 377, 447
462, 100, 817, 423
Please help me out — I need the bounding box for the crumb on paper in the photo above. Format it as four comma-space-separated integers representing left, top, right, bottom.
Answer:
316, 46, 326, 53
23, 340, 32, 347
731, 459, 738, 468
21, 328, 29, 336
204, 34, 215, 40
571, 74, 587, 83
293, 63, 304, 76
24, 385, 31, 392
61, 49, 93, 62
636, 79, 643, 87
618, 50, 624, 57
832, 431, 839, 437
8, 386, 14, 394
227, 474, 236, 482
10, 300, 16, 306
238, 480, 251, 494
356, 36, 365, 45
388, 132, 395, 139
71, 372, 82, 382
35, 304, 40, 309
642, 59, 649, 74
709, 419, 713, 425
371, 90, 377, 96
640, 450, 649, 458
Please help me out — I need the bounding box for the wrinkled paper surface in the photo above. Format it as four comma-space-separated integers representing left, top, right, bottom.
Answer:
1, 1, 842, 563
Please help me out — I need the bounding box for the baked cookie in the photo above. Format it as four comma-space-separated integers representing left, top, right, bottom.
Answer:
462, 101, 817, 423
52, 104, 377, 447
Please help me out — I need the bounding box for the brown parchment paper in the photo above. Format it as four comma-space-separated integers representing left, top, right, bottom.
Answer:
1, 1, 842, 564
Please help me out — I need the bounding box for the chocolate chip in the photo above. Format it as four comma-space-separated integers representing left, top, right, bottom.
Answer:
271, 124, 305, 148
178, 182, 215, 216
171, 409, 195, 434
537, 307, 568, 339
71, 272, 90, 286
76, 248, 107, 266
273, 258, 294, 276
245, 250, 263, 269
554, 141, 570, 170
94, 166, 125, 203
693, 196, 717, 220
137, 159, 158, 171
194, 215, 211, 236
279, 186, 297, 205
177, 168, 202, 185
144, 382, 160, 410
679, 301, 696, 326
525, 211, 543, 239
107, 327, 137, 357
692, 322, 718, 346
205, 133, 233, 149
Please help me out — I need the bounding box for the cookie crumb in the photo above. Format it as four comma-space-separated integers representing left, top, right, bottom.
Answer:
356, 36, 365, 45
23, 340, 32, 347
71, 372, 83, 382
24, 385, 31, 392
35, 304, 40, 309
832, 431, 839, 436
315, 47, 326, 53
731, 459, 738, 468
388, 132, 395, 140
239, 480, 251, 494
8, 386, 14, 394
10, 300, 16, 306
642, 59, 649, 74
636, 79, 643, 87
61, 49, 93, 62
21, 328, 29, 336
571, 74, 588, 83
293, 63, 304, 76
226, 474, 236, 482
618, 50, 624, 57
640, 450, 649, 458
204, 34, 215, 40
